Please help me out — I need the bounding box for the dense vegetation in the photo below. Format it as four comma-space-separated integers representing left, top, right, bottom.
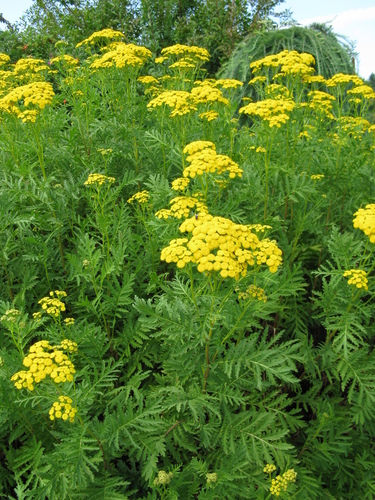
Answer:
0, 16, 375, 500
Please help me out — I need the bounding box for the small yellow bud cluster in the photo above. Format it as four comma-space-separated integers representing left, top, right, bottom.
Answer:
256, 146, 266, 153
206, 472, 218, 484
64, 317, 75, 326
155, 194, 208, 220
343, 269, 368, 290
238, 285, 267, 302
248, 224, 272, 233
49, 395, 77, 422
33, 311, 42, 321
270, 469, 297, 496
171, 177, 190, 192
38, 290, 67, 317
11, 340, 77, 391
353, 204, 375, 243
1, 309, 21, 322
127, 190, 150, 204
183, 142, 243, 179
84, 173, 115, 186
263, 464, 277, 474
299, 131, 310, 139
153, 470, 173, 486
97, 148, 113, 156
311, 174, 324, 180
161, 214, 282, 278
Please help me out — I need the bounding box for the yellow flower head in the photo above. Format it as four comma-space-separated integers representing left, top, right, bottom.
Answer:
343, 269, 368, 290
353, 204, 375, 243
49, 395, 77, 423
84, 173, 115, 186
127, 190, 150, 204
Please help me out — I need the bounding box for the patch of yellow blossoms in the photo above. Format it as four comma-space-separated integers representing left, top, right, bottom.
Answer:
171, 177, 190, 191
0, 81, 55, 122
76, 28, 124, 48
90, 42, 151, 70
11, 339, 77, 391
343, 269, 368, 290
84, 173, 115, 186
250, 50, 315, 77
153, 470, 174, 486
161, 213, 282, 278
49, 395, 77, 423
127, 190, 150, 204
38, 290, 67, 317
147, 90, 197, 117
269, 468, 297, 496
156, 194, 208, 220
182, 141, 243, 179
239, 98, 295, 128
161, 44, 210, 63
238, 284, 267, 302
353, 204, 375, 243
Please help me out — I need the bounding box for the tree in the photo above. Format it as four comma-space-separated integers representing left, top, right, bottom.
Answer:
219, 24, 357, 95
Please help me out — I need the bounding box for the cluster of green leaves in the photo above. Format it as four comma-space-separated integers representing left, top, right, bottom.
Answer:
0, 35, 375, 499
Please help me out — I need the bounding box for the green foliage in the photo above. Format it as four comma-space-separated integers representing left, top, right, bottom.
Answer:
0, 27, 375, 500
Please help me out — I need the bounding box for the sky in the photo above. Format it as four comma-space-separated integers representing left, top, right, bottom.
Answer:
0, 0, 374, 79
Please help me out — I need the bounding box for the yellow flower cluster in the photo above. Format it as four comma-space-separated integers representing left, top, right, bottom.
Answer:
11, 339, 77, 391
1, 308, 21, 322
183, 142, 243, 179
340, 116, 370, 138
302, 75, 326, 84
0, 82, 55, 122
153, 470, 174, 486
137, 75, 159, 85
147, 90, 197, 117
84, 173, 115, 186
270, 469, 297, 496
161, 44, 210, 63
263, 464, 277, 474
0, 53, 10, 66
64, 317, 75, 326
169, 59, 196, 69
76, 28, 124, 48
248, 224, 272, 233
311, 174, 324, 180
238, 284, 267, 302
325, 73, 363, 87
353, 204, 375, 243
215, 78, 243, 89
127, 190, 150, 204
191, 84, 229, 105
97, 147, 113, 155
90, 42, 151, 70
13, 58, 50, 75
156, 194, 208, 220
49, 395, 77, 422
171, 177, 190, 191
38, 290, 67, 317
347, 84, 375, 100
161, 213, 282, 278
239, 98, 295, 128
50, 55, 79, 67
306, 90, 335, 118
199, 110, 219, 121
250, 50, 315, 76
265, 83, 291, 99
343, 269, 368, 290
206, 473, 218, 484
